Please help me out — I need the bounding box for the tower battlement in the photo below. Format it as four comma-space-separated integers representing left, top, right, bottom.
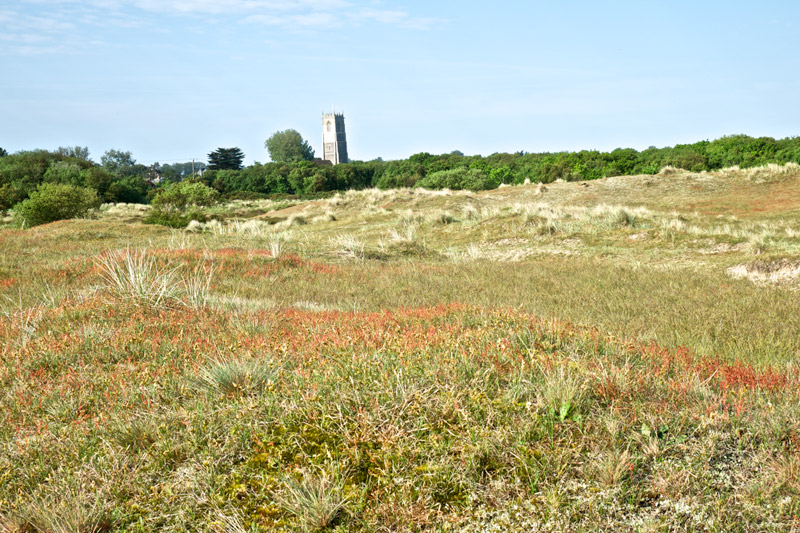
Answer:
322, 112, 348, 165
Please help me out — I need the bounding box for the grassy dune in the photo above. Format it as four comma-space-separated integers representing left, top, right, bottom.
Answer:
1, 166, 800, 530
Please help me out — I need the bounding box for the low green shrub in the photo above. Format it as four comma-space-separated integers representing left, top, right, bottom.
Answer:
144, 208, 206, 228
13, 183, 99, 227
145, 181, 218, 228
151, 180, 219, 211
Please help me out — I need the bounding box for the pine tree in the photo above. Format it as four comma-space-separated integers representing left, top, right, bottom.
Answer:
208, 147, 245, 170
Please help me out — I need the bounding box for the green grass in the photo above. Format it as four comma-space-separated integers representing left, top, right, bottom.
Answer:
1, 164, 800, 530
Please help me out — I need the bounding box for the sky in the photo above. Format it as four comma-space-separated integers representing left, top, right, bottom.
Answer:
2, 0, 799, 165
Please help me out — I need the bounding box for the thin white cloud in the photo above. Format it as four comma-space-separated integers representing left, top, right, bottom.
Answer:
245, 11, 341, 28
351, 7, 441, 30
243, 5, 444, 31
0, 32, 49, 44
3, 0, 444, 55
354, 8, 407, 24
0, 8, 84, 54
21, 0, 440, 26
0, 9, 75, 34
26, 0, 355, 14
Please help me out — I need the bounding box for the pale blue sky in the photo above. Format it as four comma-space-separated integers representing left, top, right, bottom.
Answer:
2, 1, 799, 165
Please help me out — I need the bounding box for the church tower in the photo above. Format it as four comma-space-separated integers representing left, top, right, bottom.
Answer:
322, 112, 348, 165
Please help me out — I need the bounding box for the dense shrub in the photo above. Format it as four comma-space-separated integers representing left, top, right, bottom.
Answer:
416, 168, 498, 191
13, 183, 99, 227
108, 178, 148, 204
0, 183, 24, 210
144, 208, 207, 228
145, 181, 218, 228
151, 181, 219, 211
375, 170, 420, 190
0, 149, 148, 208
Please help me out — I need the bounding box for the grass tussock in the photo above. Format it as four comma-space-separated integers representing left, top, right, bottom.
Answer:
269, 234, 285, 258
187, 219, 273, 236
106, 415, 161, 451
330, 234, 366, 261
193, 357, 279, 397
95, 248, 181, 307
540, 364, 588, 422
428, 210, 458, 225
14, 490, 112, 533
273, 469, 348, 531
285, 214, 307, 227
95, 248, 214, 308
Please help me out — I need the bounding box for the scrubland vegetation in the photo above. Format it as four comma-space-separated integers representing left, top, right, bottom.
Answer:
1, 163, 800, 530
4, 134, 800, 228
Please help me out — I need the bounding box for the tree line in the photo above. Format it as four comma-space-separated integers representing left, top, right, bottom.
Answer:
202, 134, 800, 197
2, 134, 800, 222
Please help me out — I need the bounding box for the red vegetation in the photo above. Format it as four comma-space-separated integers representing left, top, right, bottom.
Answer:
2, 301, 795, 440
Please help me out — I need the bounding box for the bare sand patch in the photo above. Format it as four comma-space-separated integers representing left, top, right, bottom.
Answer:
727, 259, 800, 286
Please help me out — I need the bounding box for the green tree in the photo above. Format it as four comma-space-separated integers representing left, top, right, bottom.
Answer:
98, 149, 148, 201
101, 149, 137, 175
0, 184, 24, 210
265, 130, 314, 163
208, 148, 245, 170
0, 148, 7, 158
56, 146, 90, 161
107, 178, 148, 204
161, 162, 199, 181
43, 161, 83, 186
0, 150, 59, 202
100, 149, 147, 179
82, 167, 115, 200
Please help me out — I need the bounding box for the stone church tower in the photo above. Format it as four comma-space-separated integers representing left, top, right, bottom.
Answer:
322, 112, 348, 165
